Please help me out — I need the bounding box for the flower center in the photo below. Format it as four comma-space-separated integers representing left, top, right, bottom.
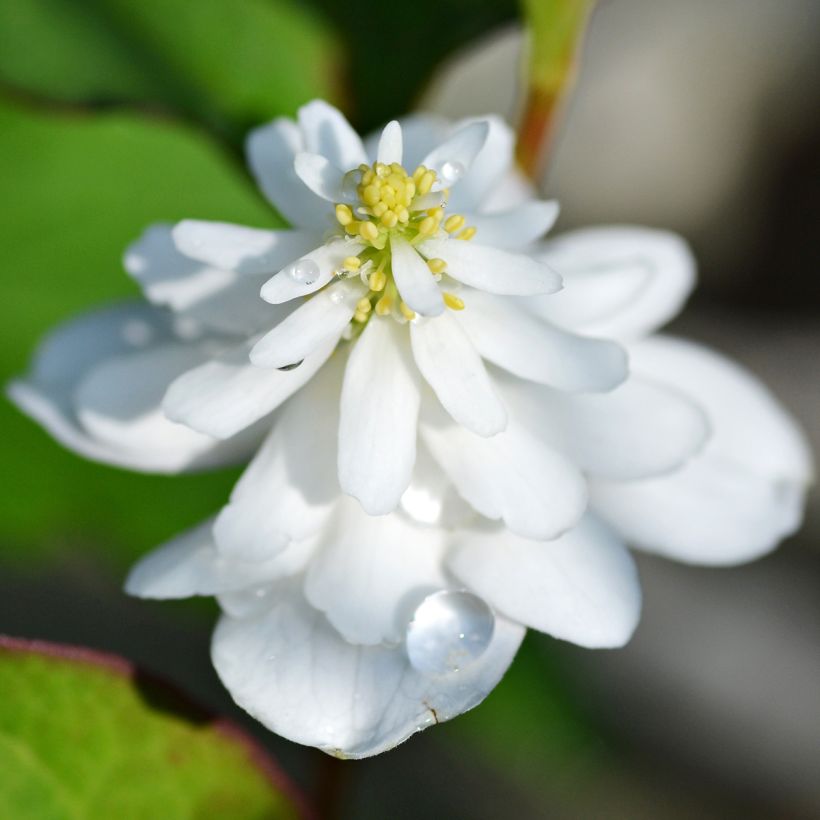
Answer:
332, 162, 475, 325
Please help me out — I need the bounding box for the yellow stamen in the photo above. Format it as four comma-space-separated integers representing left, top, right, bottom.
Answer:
427, 258, 447, 274
353, 310, 369, 323
443, 292, 465, 310
356, 297, 372, 313
375, 294, 393, 316
457, 226, 477, 241
369, 269, 387, 291
359, 221, 379, 241
444, 214, 465, 233
399, 301, 416, 321
418, 216, 437, 236
343, 256, 361, 271
381, 210, 398, 228
417, 171, 435, 196
335, 204, 353, 226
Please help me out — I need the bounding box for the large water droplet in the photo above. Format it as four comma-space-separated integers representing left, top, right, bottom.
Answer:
439, 160, 465, 184
341, 170, 361, 203
406, 590, 494, 676
285, 258, 320, 285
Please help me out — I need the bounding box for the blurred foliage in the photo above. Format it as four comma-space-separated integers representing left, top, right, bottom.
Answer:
0, 638, 302, 819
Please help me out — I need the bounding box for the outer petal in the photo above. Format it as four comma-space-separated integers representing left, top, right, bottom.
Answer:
528, 227, 696, 340
448, 515, 641, 648
390, 237, 444, 317
211, 581, 525, 758
297, 100, 368, 171
457, 290, 628, 392
125, 519, 314, 598
591, 336, 813, 564
338, 320, 421, 514
293, 152, 345, 202
465, 201, 559, 250
162, 335, 339, 439
410, 312, 507, 437
419, 400, 587, 540
418, 239, 562, 295
376, 120, 403, 165
246, 118, 331, 229
304, 497, 447, 645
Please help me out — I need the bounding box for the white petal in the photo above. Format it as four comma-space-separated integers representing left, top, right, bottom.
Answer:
297, 99, 368, 171
260, 239, 365, 304
420, 400, 587, 540
172, 220, 320, 275
390, 237, 444, 317
213, 360, 343, 562
457, 290, 628, 392
465, 201, 559, 249
211, 581, 525, 757
245, 118, 331, 228
376, 120, 403, 165
529, 227, 696, 340
410, 313, 506, 436
124, 224, 280, 335
338, 320, 421, 514
125, 519, 314, 599
420, 121, 490, 190
305, 497, 447, 645
449, 516, 641, 648
250, 280, 364, 368
293, 152, 345, 202
365, 113, 448, 170
162, 335, 338, 439
499, 372, 710, 480
418, 239, 562, 296
591, 336, 813, 565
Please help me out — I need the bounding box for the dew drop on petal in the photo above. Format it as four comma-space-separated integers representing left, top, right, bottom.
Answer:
285, 258, 320, 285
440, 160, 465, 184
341, 170, 360, 203
406, 590, 494, 676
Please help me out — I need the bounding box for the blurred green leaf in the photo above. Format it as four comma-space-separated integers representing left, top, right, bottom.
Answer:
0, 0, 341, 139
0, 95, 276, 561
0, 636, 304, 819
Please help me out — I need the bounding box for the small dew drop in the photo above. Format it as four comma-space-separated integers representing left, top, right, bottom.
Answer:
328, 288, 345, 305
341, 170, 360, 203
285, 258, 320, 285
440, 160, 465, 184
277, 360, 303, 371
406, 590, 494, 676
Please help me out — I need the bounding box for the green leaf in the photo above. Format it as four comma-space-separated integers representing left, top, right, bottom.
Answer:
0, 0, 341, 138
0, 636, 305, 819
0, 95, 275, 561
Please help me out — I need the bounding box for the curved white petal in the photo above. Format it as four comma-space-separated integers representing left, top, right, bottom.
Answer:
163, 335, 338, 439
251, 279, 364, 368
457, 290, 628, 392
591, 336, 813, 564
211, 581, 524, 758
418, 239, 562, 296
172, 220, 320, 275
125, 519, 314, 599
420, 121, 489, 190
390, 237, 444, 317
377, 120, 403, 165
465, 201, 559, 250
338, 320, 421, 515
298, 99, 368, 171
246, 118, 331, 229
500, 372, 710, 480
293, 152, 345, 202
420, 400, 587, 540
366, 113, 448, 171
529, 227, 696, 340
410, 313, 506, 437
213, 360, 343, 561
449, 516, 641, 648
260, 239, 365, 304
304, 497, 447, 645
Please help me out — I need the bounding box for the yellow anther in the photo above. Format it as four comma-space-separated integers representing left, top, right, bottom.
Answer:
372, 201, 388, 217
344, 220, 360, 235
375, 162, 388, 177
412, 165, 427, 182
427, 258, 447, 274
335, 204, 353, 226
427, 206, 445, 221
418, 216, 437, 236
356, 297, 372, 313
359, 221, 379, 241
457, 226, 477, 241
369, 269, 387, 291
417, 171, 435, 196
403, 181, 416, 204
444, 214, 465, 233
397, 207, 410, 223
399, 301, 416, 320
343, 256, 361, 271
362, 185, 380, 206
353, 310, 369, 323
375, 294, 393, 315
443, 292, 465, 311
390, 163, 404, 175
381, 210, 398, 228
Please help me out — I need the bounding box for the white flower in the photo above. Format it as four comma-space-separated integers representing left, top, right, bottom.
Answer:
10, 101, 813, 758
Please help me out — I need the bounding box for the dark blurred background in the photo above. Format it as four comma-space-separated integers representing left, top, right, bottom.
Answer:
1, 1, 818, 817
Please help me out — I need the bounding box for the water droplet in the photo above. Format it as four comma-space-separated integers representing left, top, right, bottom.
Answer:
440, 160, 465, 184
277, 360, 303, 371
328, 288, 345, 304
406, 590, 494, 676
341, 170, 361, 203
285, 258, 320, 285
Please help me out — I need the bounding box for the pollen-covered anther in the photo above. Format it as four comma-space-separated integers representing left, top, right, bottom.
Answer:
427, 258, 447, 275
399, 302, 416, 321
443, 292, 465, 311
342, 256, 361, 272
